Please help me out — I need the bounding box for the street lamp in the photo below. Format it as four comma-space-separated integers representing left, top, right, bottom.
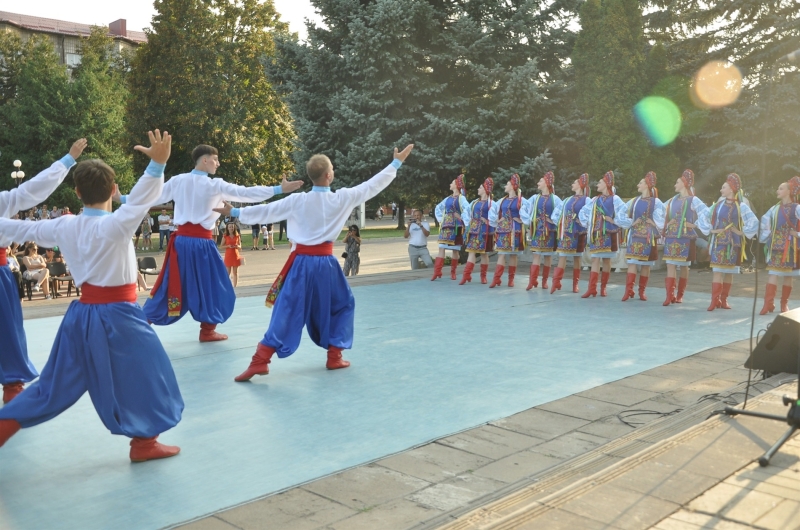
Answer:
11, 160, 24, 187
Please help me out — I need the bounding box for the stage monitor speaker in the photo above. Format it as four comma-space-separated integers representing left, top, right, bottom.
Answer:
746, 307, 800, 374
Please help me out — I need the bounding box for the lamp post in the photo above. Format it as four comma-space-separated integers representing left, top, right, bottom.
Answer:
11, 160, 24, 188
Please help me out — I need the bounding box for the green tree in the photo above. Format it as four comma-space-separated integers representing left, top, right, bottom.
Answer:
127, 0, 295, 183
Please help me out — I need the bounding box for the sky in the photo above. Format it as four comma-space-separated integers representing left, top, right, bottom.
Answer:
0, 0, 321, 39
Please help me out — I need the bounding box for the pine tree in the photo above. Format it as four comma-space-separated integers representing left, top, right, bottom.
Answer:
127, 0, 295, 182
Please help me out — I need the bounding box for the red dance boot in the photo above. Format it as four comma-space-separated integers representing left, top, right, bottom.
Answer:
431, 257, 444, 281
459, 262, 475, 285
199, 323, 228, 342
480, 264, 489, 284
707, 282, 722, 311
489, 265, 505, 288
450, 259, 458, 280
719, 282, 733, 309
760, 283, 777, 315
581, 272, 598, 298
2, 382, 24, 404
638, 276, 649, 301
781, 285, 793, 313
549, 267, 564, 294
0, 419, 21, 447
541, 266, 550, 290
600, 272, 610, 297
526, 264, 539, 291
235, 343, 275, 382
508, 266, 517, 287
129, 436, 180, 462
326, 347, 350, 370
621, 273, 636, 301
663, 277, 675, 306
572, 269, 581, 293
675, 277, 688, 303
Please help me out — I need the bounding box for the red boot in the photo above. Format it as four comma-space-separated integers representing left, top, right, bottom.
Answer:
431, 257, 444, 281
526, 264, 539, 291
600, 272, 610, 297
508, 266, 517, 287
235, 343, 275, 382
326, 346, 350, 370
550, 267, 564, 294
719, 282, 732, 309
199, 323, 228, 342
572, 269, 581, 293
450, 259, 458, 280
760, 283, 777, 315
781, 285, 793, 313
2, 382, 24, 404
638, 276, 649, 301
581, 272, 598, 298
542, 266, 550, 290
459, 262, 475, 285
0, 419, 21, 447
489, 265, 505, 288
707, 282, 722, 311
663, 277, 675, 306
129, 436, 180, 462
480, 264, 489, 284
675, 277, 688, 303
621, 272, 636, 301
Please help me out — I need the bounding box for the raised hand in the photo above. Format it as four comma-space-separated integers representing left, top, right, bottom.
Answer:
394, 144, 414, 163
213, 201, 234, 217
280, 176, 304, 194
133, 129, 172, 165
69, 138, 88, 159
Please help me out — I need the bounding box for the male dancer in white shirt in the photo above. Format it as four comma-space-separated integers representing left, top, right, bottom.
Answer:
215, 144, 414, 381
0, 138, 87, 404
120, 144, 303, 342
0, 130, 184, 462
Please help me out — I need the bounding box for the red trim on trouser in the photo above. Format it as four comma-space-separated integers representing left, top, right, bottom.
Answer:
80, 283, 137, 304
0, 248, 6, 266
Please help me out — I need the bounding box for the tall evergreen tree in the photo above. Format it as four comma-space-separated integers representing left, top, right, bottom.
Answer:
127, 0, 295, 182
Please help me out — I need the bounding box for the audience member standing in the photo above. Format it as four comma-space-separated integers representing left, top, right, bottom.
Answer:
391, 202, 397, 220
141, 215, 153, 250
343, 225, 361, 276
262, 224, 275, 250
405, 209, 434, 269
250, 223, 260, 250
223, 222, 242, 287
157, 208, 171, 251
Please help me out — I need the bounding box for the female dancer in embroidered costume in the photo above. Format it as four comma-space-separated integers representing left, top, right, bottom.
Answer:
460, 178, 495, 285
697, 173, 758, 311
578, 171, 627, 297
617, 172, 665, 302
432, 175, 470, 281
661, 170, 709, 306
525, 172, 562, 291
757, 176, 800, 315
550, 173, 589, 293
488, 174, 531, 288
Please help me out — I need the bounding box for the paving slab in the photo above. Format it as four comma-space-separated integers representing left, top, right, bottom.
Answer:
436, 425, 545, 460
535, 394, 629, 422
753, 499, 800, 530
688, 482, 782, 525
608, 462, 719, 504
516, 507, 617, 530
614, 373, 689, 393
528, 430, 611, 459
575, 383, 662, 407
327, 499, 442, 530
377, 443, 493, 484
489, 408, 591, 441
471, 450, 563, 484
558, 483, 681, 530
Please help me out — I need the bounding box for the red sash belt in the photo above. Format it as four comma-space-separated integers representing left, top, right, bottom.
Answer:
81, 283, 137, 304
150, 223, 212, 316
0, 248, 6, 267
266, 242, 334, 307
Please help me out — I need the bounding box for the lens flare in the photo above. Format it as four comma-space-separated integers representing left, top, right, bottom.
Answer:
692, 61, 742, 108
634, 96, 682, 147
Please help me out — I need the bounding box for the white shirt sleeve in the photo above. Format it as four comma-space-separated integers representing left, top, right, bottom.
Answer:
578, 198, 594, 228
612, 196, 628, 226
521, 195, 535, 226
653, 198, 666, 233
459, 195, 471, 228
740, 203, 759, 239
215, 179, 280, 203
0, 216, 68, 249
0, 155, 74, 218
335, 164, 400, 211
237, 194, 299, 226
488, 200, 500, 228
549, 195, 563, 228
434, 198, 446, 223
551, 197, 565, 225
615, 199, 635, 230
759, 207, 774, 243
103, 165, 165, 241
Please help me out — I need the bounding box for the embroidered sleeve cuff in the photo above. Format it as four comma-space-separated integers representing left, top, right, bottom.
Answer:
391, 159, 402, 169
230, 208, 241, 218
120, 195, 127, 204
145, 161, 166, 177
59, 154, 76, 169
273, 185, 282, 196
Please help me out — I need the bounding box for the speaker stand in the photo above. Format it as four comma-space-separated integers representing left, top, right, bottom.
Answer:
724, 393, 800, 466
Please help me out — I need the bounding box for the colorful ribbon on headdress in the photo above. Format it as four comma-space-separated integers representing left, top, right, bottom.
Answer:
681, 169, 695, 196
543, 171, 555, 194
789, 176, 800, 203
483, 177, 494, 206
455, 174, 465, 195
603, 171, 615, 195
510, 173, 522, 209
726, 173, 745, 203
645, 171, 658, 198
579, 173, 589, 196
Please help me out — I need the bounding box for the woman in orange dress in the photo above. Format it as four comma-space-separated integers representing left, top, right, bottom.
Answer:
223, 222, 242, 287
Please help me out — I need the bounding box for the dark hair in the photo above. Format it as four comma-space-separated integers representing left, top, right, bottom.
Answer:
349, 224, 360, 237
306, 154, 332, 184
73, 160, 116, 205
192, 145, 218, 165
23, 241, 37, 256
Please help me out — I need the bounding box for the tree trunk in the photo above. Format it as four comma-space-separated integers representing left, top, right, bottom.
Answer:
396, 200, 406, 229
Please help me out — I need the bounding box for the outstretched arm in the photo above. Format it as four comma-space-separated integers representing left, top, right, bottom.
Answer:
0, 216, 67, 249
337, 145, 414, 209
217, 174, 304, 204
214, 194, 298, 226
0, 138, 87, 218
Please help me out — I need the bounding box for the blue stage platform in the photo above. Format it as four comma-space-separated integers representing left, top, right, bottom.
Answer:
0, 279, 766, 529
